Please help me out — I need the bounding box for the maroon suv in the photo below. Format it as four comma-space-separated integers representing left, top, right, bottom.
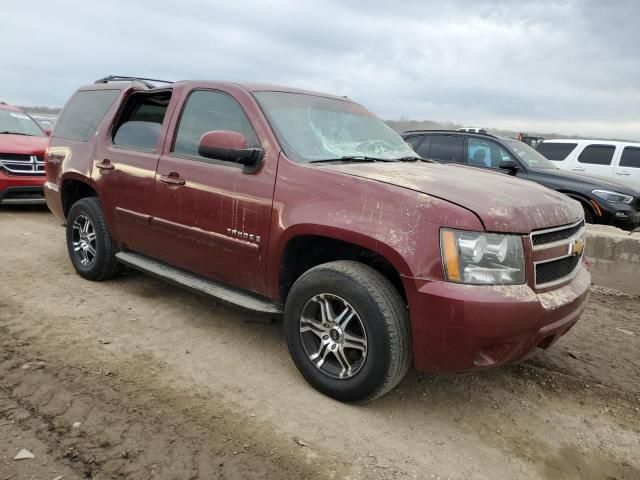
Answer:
45, 76, 590, 402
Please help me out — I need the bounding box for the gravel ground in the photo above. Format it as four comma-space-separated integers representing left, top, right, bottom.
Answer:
1, 206, 639, 480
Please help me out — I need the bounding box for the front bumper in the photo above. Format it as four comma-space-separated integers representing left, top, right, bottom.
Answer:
0, 171, 46, 205
406, 265, 591, 372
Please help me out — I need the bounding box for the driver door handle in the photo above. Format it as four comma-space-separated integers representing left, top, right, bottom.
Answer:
616, 171, 631, 176
572, 166, 586, 171
160, 173, 186, 186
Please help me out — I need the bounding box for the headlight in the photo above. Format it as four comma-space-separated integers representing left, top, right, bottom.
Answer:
440, 229, 525, 285
592, 189, 634, 204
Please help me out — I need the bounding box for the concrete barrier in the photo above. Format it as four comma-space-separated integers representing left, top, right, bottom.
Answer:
585, 225, 640, 295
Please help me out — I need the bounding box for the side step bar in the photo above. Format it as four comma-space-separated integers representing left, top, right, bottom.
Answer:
115, 252, 282, 316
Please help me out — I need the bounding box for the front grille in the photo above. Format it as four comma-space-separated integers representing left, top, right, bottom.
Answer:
531, 219, 585, 288
535, 255, 581, 286
0, 153, 45, 175
531, 219, 585, 247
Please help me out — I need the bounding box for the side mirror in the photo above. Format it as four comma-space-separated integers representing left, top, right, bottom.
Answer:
499, 159, 519, 174
198, 130, 263, 173
44, 129, 52, 137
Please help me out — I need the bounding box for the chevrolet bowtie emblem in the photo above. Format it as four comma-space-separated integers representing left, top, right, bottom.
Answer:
570, 238, 585, 256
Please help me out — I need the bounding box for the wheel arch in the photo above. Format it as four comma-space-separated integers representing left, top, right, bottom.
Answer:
61, 175, 99, 219
558, 190, 598, 222
274, 225, 411, 304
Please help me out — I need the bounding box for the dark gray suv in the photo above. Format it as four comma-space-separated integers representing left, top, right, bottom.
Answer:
402, 130, 640, 230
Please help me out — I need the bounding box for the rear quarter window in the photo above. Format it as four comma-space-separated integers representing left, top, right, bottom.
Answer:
577, 145, 615, 165
53, 89, 120, 142
537, 142, 577, 161
620, 147, 640, 168
404, 135, 424, 150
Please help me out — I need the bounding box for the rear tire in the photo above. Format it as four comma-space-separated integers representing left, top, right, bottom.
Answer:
66, 197, 120, 281
284, 261, 411, 403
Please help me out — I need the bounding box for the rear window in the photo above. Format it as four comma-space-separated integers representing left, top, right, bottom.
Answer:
620, 147, 640, 168
53, 89, 119, 142
537, 142, 577, 161
577, 145, 615, 165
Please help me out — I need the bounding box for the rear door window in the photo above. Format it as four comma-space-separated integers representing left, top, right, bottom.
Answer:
54, 90, 120, 141
112, 90, 171, 152
620, 147, 640, 168
425, 135, 464, 163
537, 142, 577, 161
577, 145, 615, 165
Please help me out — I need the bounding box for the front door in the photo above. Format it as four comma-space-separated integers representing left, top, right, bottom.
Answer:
151, 88, 277, 295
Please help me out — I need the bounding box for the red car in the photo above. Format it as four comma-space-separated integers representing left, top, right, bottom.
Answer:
45, 77, 590, 402
0, 103, 49, 205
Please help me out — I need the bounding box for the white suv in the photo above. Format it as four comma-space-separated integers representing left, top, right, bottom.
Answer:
536, 139, 640, 190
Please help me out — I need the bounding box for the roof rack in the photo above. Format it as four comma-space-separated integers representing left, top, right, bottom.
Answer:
403, 129, 498, 139
94, 75, 174, 89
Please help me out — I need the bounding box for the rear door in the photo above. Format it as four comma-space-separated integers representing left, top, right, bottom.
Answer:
417, 134, 464, 164
151, 87, 278, 295
615, 145, 640, 189
567, 143, 616, 180
94, 89, 172, 257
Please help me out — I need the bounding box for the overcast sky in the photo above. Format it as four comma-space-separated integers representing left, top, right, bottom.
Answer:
2, 0, 639, 138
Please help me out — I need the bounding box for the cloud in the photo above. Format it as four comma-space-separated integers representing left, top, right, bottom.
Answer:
1, 0, 638, 138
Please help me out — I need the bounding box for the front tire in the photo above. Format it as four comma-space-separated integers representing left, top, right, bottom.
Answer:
284, 261, 411, 403
66, 197, 120, 281
582, 203, 595, 224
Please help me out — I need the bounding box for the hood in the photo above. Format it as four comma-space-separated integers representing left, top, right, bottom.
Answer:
0, 134, 49, 155
528, 167, 639, 196
318, 162, 583, 234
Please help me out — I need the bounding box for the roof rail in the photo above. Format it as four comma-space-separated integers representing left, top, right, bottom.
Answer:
402, 129, 498, 139
94, 75, 174, 89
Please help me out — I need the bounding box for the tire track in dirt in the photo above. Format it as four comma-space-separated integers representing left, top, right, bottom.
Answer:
0, 326, 348, 479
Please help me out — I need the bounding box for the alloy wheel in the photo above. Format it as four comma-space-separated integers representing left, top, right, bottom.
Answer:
299, 293, 368, 379
71, 214, 97, 267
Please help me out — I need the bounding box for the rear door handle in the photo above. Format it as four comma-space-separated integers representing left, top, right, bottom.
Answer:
96, 159, 114, 171
572, 166, 586, 171
160, 173, 186, 186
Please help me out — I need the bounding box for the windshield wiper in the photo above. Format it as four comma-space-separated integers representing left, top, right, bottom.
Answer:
0, 131, 33, 136
310, 156, 396, 164
396, 156, 422, 162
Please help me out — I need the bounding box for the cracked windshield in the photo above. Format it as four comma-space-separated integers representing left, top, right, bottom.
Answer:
255, 91, 416, 162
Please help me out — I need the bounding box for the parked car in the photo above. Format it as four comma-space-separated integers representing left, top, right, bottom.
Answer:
536, 139, 640, 190
0, 103, 49, 205
402, 130, 640, 230
457, 127, 487, 133
46, 77, 590, 402
517, 132, 545, 148
31, 114, 57, 131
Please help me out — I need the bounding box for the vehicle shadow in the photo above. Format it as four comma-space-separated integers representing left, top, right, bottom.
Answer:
0, 204, 51, 215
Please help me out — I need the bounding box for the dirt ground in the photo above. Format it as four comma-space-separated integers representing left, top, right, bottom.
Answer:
1, 206, 639, 480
